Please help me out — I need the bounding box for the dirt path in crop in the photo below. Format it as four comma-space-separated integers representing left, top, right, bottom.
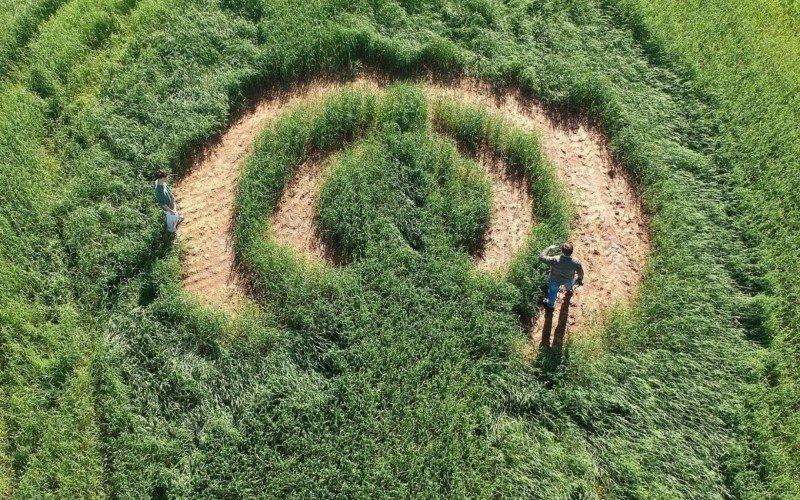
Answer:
176, 76, 649, 341
472, 152, 535, 272
271, 146, 536, 270
175, 83, 356, 310
270, 156, 342, 264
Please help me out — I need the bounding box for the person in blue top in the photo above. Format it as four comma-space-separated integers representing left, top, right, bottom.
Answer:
539, 243, 584, 311
154, 169, 183, 235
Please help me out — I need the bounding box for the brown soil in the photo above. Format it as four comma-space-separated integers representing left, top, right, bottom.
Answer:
270, 156, 340, 264
472, 152, 535, 272
175, 76, 649, 343
175, 82, 352, 310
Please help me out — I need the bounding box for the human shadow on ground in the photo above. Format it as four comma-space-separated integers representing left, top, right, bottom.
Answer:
540, 292, 571, 350
533, 293, 572, 374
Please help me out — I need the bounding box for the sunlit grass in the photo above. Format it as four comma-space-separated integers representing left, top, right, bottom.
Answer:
0, 0, 786, 496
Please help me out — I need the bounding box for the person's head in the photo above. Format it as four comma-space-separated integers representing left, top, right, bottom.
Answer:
154, 169, 167, 183
561, 243, 573, 256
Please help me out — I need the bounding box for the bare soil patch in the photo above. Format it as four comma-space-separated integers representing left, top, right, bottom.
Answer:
175, 82, 351, 310
472, 152, 534, 272
176, 76, 649, 342
270, 156, 341, 264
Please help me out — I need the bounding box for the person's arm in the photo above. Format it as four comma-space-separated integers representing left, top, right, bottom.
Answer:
575, 261, 584, 285
162, 204, 176, 214
539, 244, 559, 263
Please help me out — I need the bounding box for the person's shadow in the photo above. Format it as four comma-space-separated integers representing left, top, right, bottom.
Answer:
539, 292, 572, 351
532, 293, 572, 374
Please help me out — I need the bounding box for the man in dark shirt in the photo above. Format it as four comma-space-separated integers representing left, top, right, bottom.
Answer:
154, 169, 182, 235
539, 243, 584, 311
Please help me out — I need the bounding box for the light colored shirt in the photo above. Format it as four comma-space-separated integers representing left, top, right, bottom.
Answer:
539, 246, 584, 285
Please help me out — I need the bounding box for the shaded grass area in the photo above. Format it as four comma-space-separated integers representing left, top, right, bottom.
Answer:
19, 0, 140, 103
0, 0, 779, 496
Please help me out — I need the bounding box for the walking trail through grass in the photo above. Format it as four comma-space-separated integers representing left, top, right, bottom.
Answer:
176, 76, 649, 339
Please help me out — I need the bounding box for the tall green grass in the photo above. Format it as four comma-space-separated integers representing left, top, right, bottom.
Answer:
0, 0, 68, 76
0, 83, 105, 497
20, 0, 138, 101
608, 0, 800, 495
0, 0, 786, 496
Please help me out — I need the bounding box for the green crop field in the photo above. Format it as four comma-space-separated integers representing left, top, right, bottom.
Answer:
0, 0, 797, 498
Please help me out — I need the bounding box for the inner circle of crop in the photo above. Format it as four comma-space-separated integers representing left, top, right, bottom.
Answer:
234, 84, 570, 317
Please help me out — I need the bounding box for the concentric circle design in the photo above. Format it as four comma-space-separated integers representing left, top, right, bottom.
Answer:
176, 77, 649, 337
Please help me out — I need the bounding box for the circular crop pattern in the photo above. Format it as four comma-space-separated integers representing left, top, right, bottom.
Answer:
232, 84, 569, 320
8, 1, 772, 495
175, 77, 649, 339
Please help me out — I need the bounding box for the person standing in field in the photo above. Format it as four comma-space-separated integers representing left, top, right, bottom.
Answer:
539, 243, 584, 311
154, 169, 182, 236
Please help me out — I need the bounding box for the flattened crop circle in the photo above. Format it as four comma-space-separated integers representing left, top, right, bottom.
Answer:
234, 85, 569, 309
177, 76, 650, 338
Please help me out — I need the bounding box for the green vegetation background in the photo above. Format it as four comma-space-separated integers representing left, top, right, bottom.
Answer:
611, 0, 800, 496
0, 0, 794, 497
